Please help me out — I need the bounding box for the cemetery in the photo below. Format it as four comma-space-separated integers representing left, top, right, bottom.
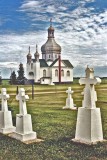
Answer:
0, 70, 107, 159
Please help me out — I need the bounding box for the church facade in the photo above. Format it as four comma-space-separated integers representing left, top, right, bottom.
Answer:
26, 22, 74, 84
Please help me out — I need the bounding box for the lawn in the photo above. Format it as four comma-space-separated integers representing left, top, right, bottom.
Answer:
0, 79, 107, 160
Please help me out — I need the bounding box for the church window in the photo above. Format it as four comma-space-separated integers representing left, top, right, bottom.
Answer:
55, 69, 58, 77
29, 72, 34, 76
67, 70, 70, 77
61, 70, 64, 77
43, 70, 46, 77
49, 55, 50, 58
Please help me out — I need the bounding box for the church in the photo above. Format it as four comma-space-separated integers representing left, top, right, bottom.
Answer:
26, 21, 74, 84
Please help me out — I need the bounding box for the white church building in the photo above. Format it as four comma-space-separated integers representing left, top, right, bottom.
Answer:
26, 21, 74, 84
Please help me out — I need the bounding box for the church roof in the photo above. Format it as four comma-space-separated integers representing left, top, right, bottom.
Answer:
41, 39, 61, 53
32, 59, 48, 67
32, 58, 73, 68
40, 59, 48, 67
62, 60, 74, 68
50, 59, 58, 67
50, 59, 73, 68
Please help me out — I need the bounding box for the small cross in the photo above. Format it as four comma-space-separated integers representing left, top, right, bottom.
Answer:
36, 44, 38, 52
50, 18, 52, 26
66, 87, 73, 99
0, 88, 10, 111
29, 46, 30, 53
16, 88, 29, 115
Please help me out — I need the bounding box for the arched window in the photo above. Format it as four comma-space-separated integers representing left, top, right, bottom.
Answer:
43, 70, 46, 77
61, 70, 64, 77
67, 70, 70, 77
55, 69, 58, 77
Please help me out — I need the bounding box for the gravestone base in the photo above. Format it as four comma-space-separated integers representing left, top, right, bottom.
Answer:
12, 114, 37, 142
12, 131, 36, 142
63, 106, 77, 110
63, 98, 77, 110
72, 107, 103, 144
0, 111, 15, 134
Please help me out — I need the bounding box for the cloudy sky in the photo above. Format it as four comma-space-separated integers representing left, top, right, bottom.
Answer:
0, 0, 107, 78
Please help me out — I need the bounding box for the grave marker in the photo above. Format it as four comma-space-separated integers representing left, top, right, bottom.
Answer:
72, 67, 103, 144
63, 87, 77, 110
0, 88, 15, 134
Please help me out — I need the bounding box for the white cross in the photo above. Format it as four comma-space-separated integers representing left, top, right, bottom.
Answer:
66, 87, 73, 99
0, 88, 10, 111
79, 77, 101, 108
16, 88, 29, 115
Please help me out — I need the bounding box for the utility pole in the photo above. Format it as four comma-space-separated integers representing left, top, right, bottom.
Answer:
32, 82, 34, 99
16, 86, 19, 95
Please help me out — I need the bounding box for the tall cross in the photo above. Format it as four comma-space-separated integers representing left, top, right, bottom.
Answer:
79, 77, 101, 108
50, 18, 52, 26
16, 88, 29, 115
66, 87, 73, 99
36, 44, 38, 52
0, 88, 10, 111
29, 46, 30, 53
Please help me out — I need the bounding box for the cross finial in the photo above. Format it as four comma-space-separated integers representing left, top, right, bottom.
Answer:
29, 46, 30, 53
36, 44, 38, 52
50, 18, 52, 26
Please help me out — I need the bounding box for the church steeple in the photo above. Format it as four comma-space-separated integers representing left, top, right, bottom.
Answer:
34, 44, 39, 62
48, 18, 54, 38
27, 46, 32, 64
41, 19, 61, 62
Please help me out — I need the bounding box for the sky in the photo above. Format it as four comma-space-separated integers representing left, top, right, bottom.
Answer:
0, 0, 107, 78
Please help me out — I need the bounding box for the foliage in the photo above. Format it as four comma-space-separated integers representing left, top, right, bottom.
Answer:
17, 63, 25, 85
10, 71, 17, 85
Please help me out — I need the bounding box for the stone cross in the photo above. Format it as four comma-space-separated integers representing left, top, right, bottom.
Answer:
79, 77, 101, 108
0, 88, 10, 111
66, 87, 73, 99
16, 88, 29, 115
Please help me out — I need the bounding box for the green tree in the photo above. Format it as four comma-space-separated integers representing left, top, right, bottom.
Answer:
10, 71, 17, 84
17, 63, 25, 84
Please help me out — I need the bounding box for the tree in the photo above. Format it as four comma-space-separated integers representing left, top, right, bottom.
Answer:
17, 63, 25, 84
10, 71, 17, 84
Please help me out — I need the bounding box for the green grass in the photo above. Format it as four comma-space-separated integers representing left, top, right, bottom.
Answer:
0, 82, 107, 160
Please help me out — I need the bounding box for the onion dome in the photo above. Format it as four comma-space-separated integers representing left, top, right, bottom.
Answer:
27, 46, 32, 63
41, 38, 61, 53
34, 44, 39, 62
41, 19, 61, 61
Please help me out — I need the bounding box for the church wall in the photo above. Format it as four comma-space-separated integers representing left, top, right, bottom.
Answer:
40, 78, 51, 84
51, 67, 73, 82
33, 62, 40, 82
40, 67, 50, 78
26, 63, 34, 79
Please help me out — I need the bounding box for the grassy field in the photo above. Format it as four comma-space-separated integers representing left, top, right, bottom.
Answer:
0, 79, 107, 160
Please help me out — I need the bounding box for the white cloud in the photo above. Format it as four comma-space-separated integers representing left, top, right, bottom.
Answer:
20, 1, 40, 9
0, 0, 107, 77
